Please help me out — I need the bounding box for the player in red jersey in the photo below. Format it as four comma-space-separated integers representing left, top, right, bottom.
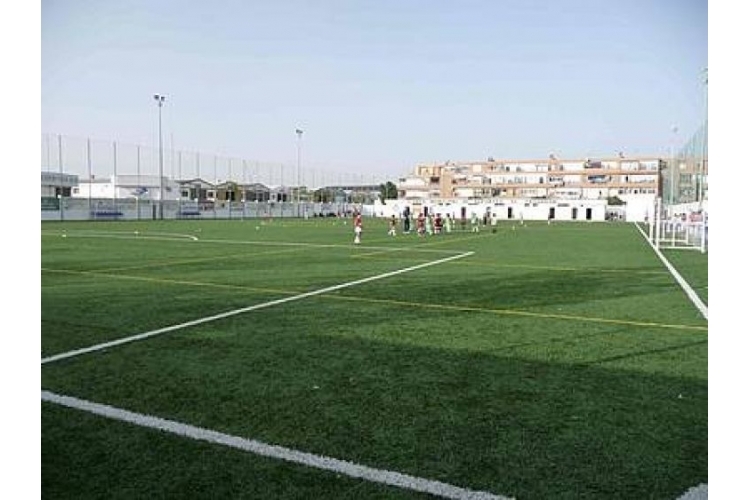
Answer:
354, 212, 363, 244
416, 212, 426, 236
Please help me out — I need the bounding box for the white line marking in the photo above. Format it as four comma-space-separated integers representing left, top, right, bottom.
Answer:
675, 483, 707, 500
633, 223, 708, 320
47, 230, 461, 255
41, 252, 474, 365
50, 230, 200, 241
41, 390, 509, 500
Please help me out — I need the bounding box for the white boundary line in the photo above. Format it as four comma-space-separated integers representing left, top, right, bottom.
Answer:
41, 251, 474, 365
41, 390, 509, 500
46, 229, 462, 255
675, 483, 707, 500
635, 222, 709, 499
50, 230, 200, 241
633, 223, 708, 320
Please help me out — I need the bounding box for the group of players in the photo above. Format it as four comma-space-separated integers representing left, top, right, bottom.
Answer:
399, 212, 454, 236
354, 210, 473, 244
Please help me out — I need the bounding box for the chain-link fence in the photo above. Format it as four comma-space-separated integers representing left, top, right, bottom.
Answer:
41, 134, 390, 221
662, 121, 708, 209
650, 119, 708, 253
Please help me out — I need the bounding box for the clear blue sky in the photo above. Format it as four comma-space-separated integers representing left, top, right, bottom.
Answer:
41, 0, 707, 179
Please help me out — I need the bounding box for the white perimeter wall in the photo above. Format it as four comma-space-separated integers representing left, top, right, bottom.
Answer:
372, 199, 609, 222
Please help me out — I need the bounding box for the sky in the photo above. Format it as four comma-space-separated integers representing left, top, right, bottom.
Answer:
40, 0, 708, 181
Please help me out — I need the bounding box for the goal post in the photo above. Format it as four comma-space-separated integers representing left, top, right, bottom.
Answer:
650, 197, 707, 253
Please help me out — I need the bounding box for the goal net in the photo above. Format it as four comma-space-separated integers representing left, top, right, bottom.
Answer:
648, 198, 707, 253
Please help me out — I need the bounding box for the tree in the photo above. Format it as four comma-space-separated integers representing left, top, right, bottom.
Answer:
379, 181, 398, 200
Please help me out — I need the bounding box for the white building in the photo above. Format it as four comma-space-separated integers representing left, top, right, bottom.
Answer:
72, 175, 181, 201
383, 198, 609, 223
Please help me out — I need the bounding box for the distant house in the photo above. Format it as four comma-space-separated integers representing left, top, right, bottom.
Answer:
242, 183, 271, 202
178, 178, 215, 202
266, 185, 291, 203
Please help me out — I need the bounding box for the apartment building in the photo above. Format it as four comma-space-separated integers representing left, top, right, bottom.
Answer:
398, 155, 663, 201
396, 155, 665, 222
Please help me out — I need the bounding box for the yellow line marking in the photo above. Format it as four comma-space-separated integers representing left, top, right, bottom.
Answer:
92, 246, 306, 273
41, 267, 706, 332
42, 252, 476, 365
41, 268, 292, 296
319, 294, 708, 332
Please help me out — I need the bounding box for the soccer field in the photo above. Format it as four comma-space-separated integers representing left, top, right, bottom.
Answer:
41, 218, 708, 499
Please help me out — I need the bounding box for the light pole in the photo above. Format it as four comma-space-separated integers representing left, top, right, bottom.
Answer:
154, 94, 166, 219
699, 68, 708, 210
296, 128, 303, 217
670, 125, 678, 205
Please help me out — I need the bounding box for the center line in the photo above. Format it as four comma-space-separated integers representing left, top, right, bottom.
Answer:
41, 251, 474, 365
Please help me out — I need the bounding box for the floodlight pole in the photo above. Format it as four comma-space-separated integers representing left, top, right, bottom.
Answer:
700, 68, 708, 254
296, 128, 303, 217
57, 134, 63, 221
699, 68, 708, 211
154, 94, 166, 219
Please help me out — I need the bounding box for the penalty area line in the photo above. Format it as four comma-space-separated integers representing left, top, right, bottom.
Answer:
41, 390, 508, 500
41, 251, 474, 365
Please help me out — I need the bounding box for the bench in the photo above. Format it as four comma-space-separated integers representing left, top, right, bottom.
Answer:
91, 210, 123, 220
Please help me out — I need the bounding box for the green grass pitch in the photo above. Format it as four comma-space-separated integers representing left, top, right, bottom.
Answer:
41, 218, 707, 499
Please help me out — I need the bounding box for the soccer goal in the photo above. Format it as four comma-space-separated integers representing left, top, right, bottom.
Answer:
648, 198, 707, 253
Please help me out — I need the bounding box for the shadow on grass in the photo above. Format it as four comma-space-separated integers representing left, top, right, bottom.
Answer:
584, 339, 708, 365
356, 268, 677, 312
42, 326, 707, 500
